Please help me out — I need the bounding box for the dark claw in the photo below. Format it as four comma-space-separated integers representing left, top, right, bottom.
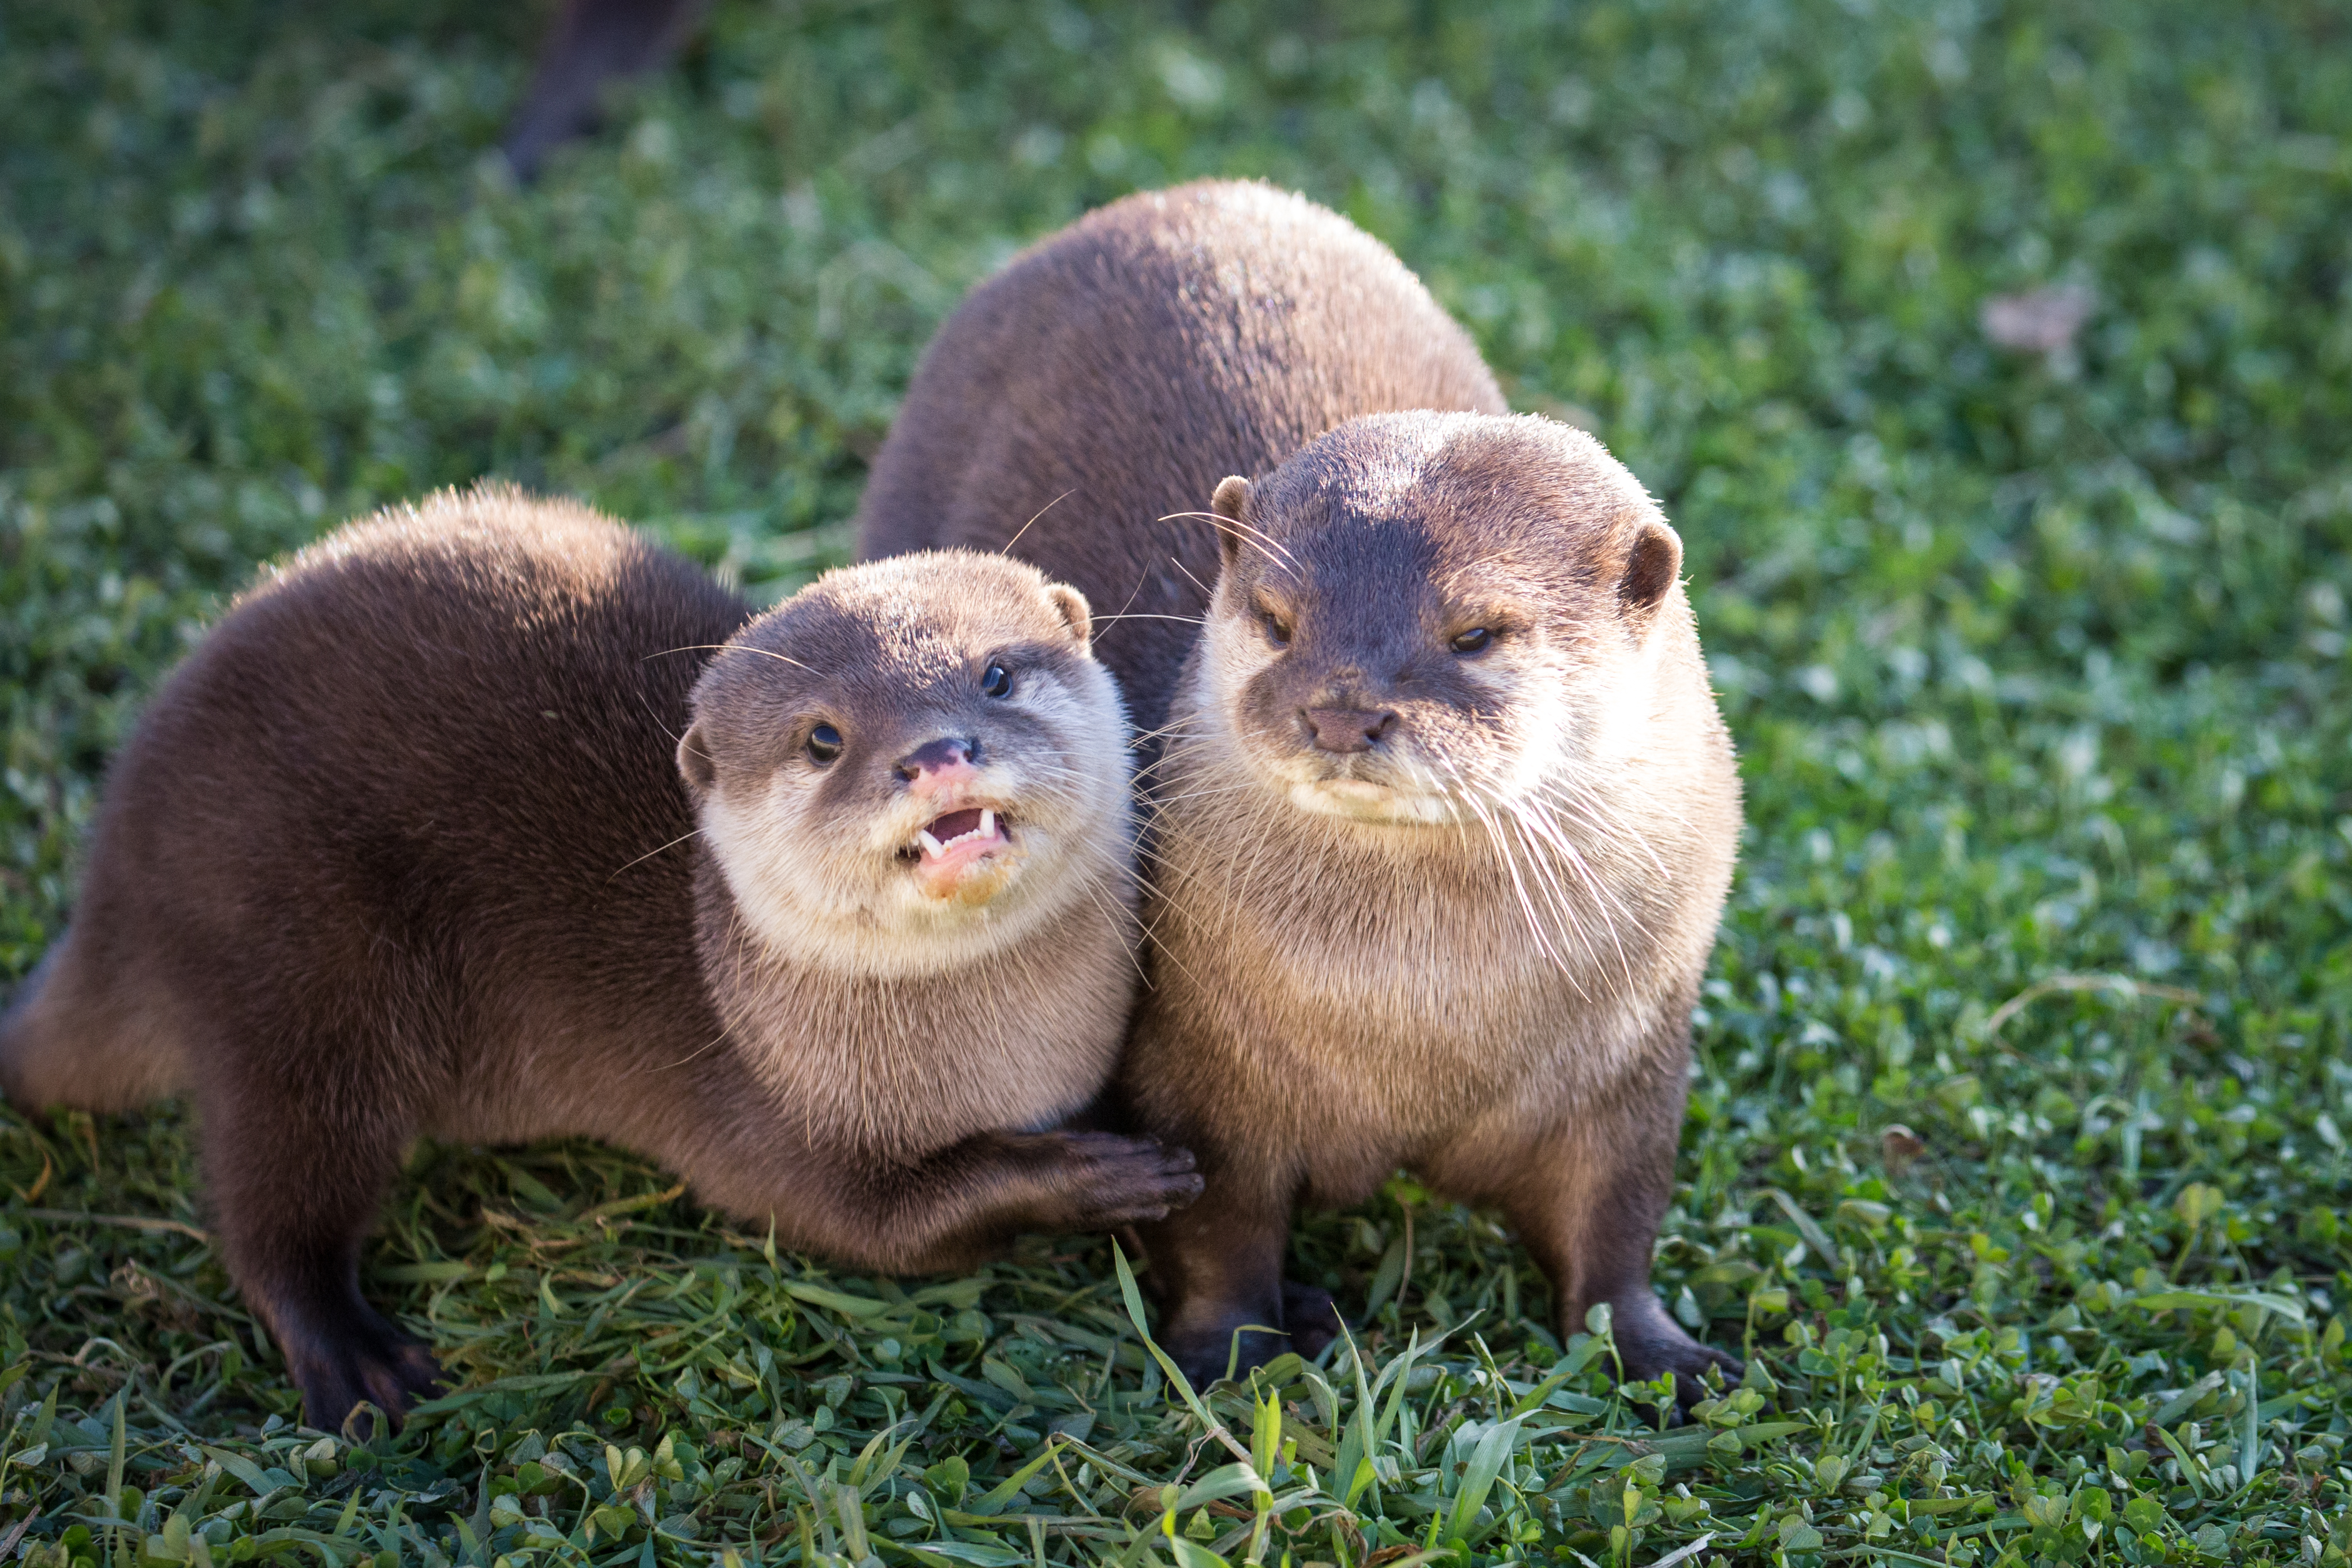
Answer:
1607, 1300, 1744, 1417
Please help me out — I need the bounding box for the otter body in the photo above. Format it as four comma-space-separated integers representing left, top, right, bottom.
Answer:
2, 487, 1196, 1428
857, 181, 1741, 1392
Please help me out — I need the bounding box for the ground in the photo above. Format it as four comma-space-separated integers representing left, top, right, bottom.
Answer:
3, 1, 2350, 1565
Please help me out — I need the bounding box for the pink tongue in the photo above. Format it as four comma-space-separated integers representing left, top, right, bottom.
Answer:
928, 808, 986, 841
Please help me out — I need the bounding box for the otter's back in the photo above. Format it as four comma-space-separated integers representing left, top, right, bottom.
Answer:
67, 487, 750, 1080
854, 180, 1504, 734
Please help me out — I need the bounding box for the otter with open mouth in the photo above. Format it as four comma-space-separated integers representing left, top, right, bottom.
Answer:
0, 487, 1197, 1431
677, 547, 1163, 1142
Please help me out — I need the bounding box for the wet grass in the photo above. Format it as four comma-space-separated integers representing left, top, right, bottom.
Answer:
4, 1, 2351, 1565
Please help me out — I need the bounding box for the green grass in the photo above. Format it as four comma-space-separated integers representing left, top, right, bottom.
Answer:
3, 0, 2351, 1563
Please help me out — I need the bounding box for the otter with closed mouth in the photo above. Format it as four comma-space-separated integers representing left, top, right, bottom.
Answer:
0, 485, 1197, 1431
856, 181, 1741, 1395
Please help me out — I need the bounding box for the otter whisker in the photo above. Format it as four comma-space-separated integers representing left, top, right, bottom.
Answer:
1510, 802, 1636, 995
605, 827, 704, 882
644, 643, 816, 671
1156, 509, 1300, 572
1143, 782, 1264, 808
1073, 871, 1150, 982
647, 1025, 733, 1074
1442, 752, 1616, 992
635, 690, 686, 746
1089, 566, 1156, 648
1167, 552, 1218, 603
999, 488, 1078, 557
1462, 786, 1591, 995
1130, 714, 1210, 745
1528, 782, 1674, 908
1514, 790, 1657, 991
1539, 782, 1677, 882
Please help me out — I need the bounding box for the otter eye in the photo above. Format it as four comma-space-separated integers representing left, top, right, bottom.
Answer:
806, 724, 843, 764
1261, 612, 1292, 648
1450, 627, 1494, 655
981, 664, 1013, 698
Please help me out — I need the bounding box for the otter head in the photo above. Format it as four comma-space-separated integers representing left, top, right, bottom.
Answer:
1195, 411, 1686, 828
678, 551, 1130, 977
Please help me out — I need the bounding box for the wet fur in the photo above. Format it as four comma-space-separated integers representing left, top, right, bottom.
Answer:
0, 487, 1196, 1430
856, 181, 1742, 1393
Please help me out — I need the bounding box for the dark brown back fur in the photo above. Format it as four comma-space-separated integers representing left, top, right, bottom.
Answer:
6, 489, 741, 1129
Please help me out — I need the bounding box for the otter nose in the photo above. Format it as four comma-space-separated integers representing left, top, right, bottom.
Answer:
1302, 707, 1397, 753
895, 736, 980, 791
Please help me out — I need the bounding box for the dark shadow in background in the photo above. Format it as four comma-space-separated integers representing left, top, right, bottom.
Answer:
502, 0, 709, 181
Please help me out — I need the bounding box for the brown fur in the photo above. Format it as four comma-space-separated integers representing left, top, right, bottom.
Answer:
856, 182, 1741, 1393
855, 179, 1506, 737
0, 486, 1196, 1431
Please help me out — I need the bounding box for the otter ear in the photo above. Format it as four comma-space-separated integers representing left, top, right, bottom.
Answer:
1044, 583, 1095, 652
676, 722, 716, 800
1210, 475, 1252, 572
1616, 519, 1683, 632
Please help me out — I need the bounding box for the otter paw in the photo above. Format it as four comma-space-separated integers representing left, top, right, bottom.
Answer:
1280, 1280, 1344, 1358
1614, 1313, 1742, 1413
1165, 1322, 1291, 1390
286, 1324, 446, 1436
1022, 1131, 1203, 1230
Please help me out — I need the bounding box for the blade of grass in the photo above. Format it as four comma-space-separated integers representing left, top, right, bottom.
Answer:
1110, 1241, 1252, 1463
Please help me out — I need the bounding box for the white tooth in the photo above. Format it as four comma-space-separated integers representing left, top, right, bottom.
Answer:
919, 830, 944, 857
980, 808, 995, 839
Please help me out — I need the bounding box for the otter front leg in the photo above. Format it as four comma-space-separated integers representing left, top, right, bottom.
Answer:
1492, 1119, 1740, 1405
775, 1129, 1204, 1276
1134, 1166, 1298, 1388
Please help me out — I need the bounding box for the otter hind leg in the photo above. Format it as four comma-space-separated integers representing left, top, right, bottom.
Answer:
199, 1079, 444, 1433
1491, 1128, 1741, 1408
0, 931, 190, 1114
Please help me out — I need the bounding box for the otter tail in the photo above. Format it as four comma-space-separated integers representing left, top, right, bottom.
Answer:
1, 930, 189, 1113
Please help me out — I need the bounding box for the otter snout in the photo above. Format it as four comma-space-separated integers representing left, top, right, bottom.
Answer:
1301, 705, 1398, 753
1229, 643, 1483, 822
886, 733, 1024, 905
897, 736, 980, 794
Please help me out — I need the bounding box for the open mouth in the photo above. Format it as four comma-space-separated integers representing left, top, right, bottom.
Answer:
898, 805, 1015, 867
917, 806, 1009, 858
898, 805, 1018, 902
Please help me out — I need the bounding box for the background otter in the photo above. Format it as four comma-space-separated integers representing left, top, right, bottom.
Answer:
856, 181, 1741, 1394
0, 486, 1197, 1430
854, 180, 1506, 740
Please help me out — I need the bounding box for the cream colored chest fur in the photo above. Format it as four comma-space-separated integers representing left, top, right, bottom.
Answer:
1152, 802, 1678, 1135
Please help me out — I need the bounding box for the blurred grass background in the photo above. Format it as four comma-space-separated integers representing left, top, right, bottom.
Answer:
3, 1, 2350, 1565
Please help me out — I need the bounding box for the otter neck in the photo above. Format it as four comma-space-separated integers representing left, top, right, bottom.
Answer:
688, 853, 1135, 1156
